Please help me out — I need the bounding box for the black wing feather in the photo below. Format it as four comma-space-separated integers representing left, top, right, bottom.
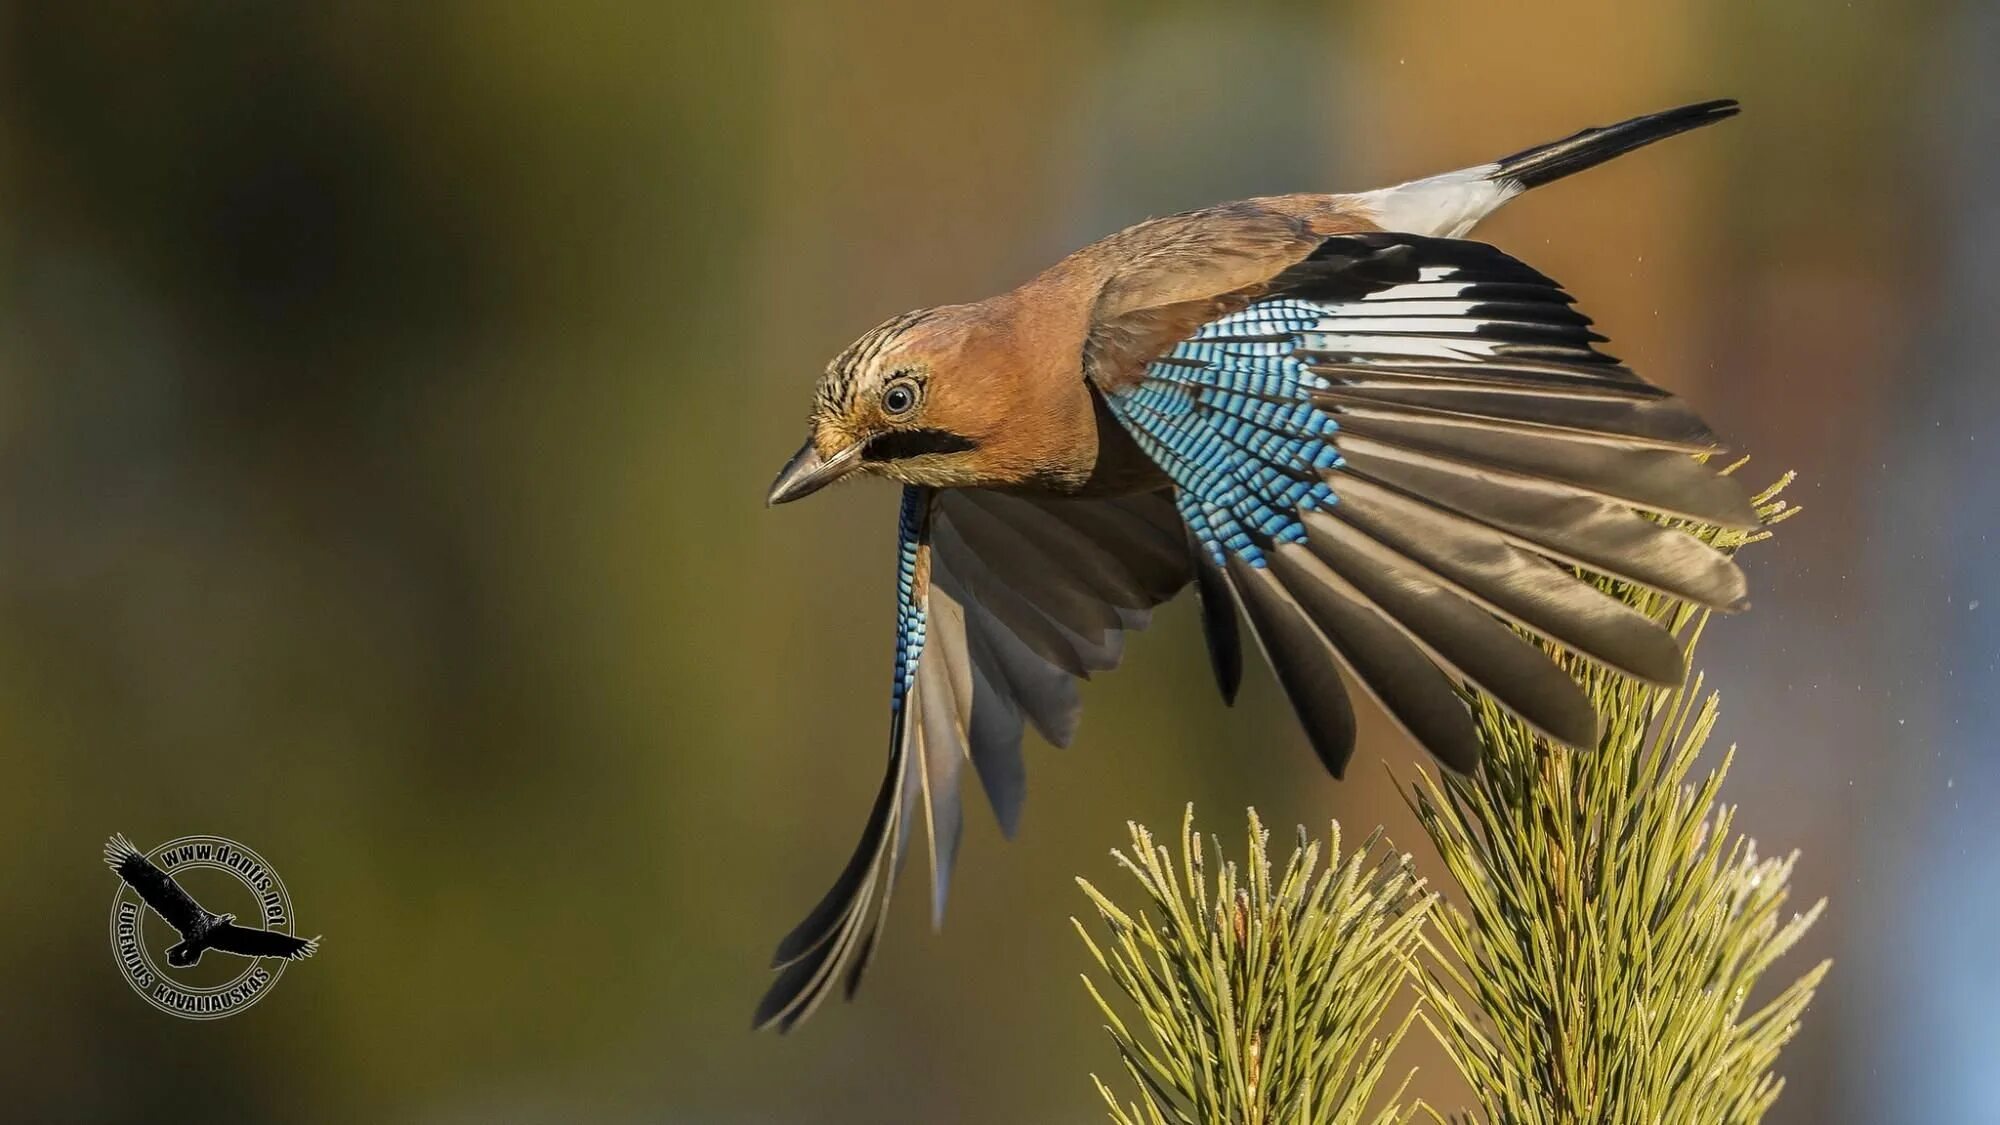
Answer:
1264, 545, 1485, 772
1223, 556, 1360, 777
1106, 231, 1754, 775
207, 923, 318, 959
756, 488, 1194, 1031
103, 834, 209, 936
1313, 472, 1688, 685
1192, 542, 1244, 705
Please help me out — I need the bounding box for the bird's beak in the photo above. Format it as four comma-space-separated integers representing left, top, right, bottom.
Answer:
766, 438, 863, 506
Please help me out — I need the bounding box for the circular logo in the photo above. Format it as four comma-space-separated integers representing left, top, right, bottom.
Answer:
104, 834, 319, 1020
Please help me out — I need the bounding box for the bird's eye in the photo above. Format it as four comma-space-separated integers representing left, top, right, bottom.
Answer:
881, 379, 920, 417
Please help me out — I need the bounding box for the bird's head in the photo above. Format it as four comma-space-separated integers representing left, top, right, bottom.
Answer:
166, 943, 200, 967
768, 304, 1009, 504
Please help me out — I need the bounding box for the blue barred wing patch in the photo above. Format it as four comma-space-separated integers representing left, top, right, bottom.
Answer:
888, 485, 930, 721
1103, 300, 1343, 569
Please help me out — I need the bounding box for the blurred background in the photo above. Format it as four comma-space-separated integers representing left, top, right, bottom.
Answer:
3, 2, 1993, 1121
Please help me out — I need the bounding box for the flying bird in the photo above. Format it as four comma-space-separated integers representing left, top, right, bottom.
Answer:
104, 834, 319, 966
759, 100, 1756, 1030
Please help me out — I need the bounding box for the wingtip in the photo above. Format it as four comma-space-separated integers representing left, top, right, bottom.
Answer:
768, 934, 812, 971
1522, 685, 1605, 755
1429, 753, 1476, 777
103, 833, 141, 869
751, 961, 842, 1035
993, 806, 1024, 842
1712, 562, 1753, 614
769, 903, 844, 969
1223, 554, 1360, 780
752, 961, 818, 1034
1697, 473, 1768, 533
750, 994, 792, 1034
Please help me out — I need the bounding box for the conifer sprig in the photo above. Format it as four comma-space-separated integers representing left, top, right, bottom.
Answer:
1076, 808, 1433, 1125
1410, 471, 1827, 1125
1075, 474, 1822, 1125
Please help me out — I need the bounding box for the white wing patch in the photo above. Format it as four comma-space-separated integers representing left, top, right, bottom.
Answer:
1297, 277, 1526, 361
1260, 242, 1625, 370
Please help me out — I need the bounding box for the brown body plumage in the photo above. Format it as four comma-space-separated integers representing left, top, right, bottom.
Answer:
760, 99, 1753, 1031
798, 194, 1377, 496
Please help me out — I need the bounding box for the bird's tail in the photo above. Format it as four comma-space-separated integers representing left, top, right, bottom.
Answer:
1491, 98, 1739, 190
1351, 99, 1739, 239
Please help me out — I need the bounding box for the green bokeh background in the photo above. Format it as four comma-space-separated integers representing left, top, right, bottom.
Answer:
3, 3, 1990, 1122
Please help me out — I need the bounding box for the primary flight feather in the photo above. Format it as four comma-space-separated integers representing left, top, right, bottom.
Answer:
759, 99, 1754, 1031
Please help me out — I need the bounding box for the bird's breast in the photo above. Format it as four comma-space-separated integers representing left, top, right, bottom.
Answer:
992, 386, 1169, 499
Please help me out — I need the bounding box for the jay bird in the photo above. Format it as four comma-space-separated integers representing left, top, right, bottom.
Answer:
759, 99, 1756, 1031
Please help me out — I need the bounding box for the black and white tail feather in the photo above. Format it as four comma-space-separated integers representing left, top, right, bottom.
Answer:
1353, 98, 1739, 238
1493, 98, 1740, 189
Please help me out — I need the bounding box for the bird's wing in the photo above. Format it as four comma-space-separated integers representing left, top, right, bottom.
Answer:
1095, 231, 1759, 777
206, 922, 318, 960
756, 485, 1194, 1031
103, 834, 210, 936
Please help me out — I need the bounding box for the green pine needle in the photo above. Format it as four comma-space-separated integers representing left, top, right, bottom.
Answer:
1409, 470, 1829, 1125
1077, 807, 1433, 1125
1074, 471, 1823, 1125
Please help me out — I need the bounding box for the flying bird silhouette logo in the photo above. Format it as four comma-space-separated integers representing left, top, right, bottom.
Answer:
103, 834, 319, 966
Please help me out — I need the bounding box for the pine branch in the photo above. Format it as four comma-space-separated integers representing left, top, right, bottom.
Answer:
1073, 473, 1823, 1124
1409, 471, 1829, 1125
1077, 807, 1434, 1125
